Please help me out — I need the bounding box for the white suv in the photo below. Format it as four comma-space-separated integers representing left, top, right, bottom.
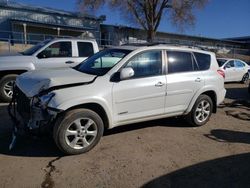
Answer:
9, 45, 226, 155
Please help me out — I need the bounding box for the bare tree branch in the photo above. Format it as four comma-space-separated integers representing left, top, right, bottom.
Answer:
78, 0, 209, 41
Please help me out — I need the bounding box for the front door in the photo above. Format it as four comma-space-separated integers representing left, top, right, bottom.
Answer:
113, 50, 166, 124
224, 60, 236, 82
35, 41, 74, 69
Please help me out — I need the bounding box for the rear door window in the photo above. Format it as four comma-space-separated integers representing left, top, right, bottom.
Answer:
167, 51, 193, 74
77, 42, 94, 57
193, 52, 211, 70
235, 60, 245, 68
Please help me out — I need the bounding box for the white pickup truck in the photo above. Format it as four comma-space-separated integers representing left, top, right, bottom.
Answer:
0, 38, 99, 102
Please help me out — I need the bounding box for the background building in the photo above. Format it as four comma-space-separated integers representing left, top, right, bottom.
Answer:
0, 1, 105, 45
0, 1, 249, 62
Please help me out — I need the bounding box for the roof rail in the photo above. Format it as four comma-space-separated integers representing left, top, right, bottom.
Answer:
121, 42, 211, 51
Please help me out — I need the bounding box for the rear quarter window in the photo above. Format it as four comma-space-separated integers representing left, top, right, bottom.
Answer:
194, 52, 211, 70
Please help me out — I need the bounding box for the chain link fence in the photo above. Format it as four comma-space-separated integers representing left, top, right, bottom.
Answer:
0, 29, 249, 64
0, 29, 113, 53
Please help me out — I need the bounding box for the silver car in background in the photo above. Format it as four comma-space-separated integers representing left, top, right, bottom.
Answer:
217, 58, 250, 83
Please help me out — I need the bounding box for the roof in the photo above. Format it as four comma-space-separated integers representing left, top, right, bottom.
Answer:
0, 1, 105, 21
51, 38, 97, 42
224, 36, 250, 40
107, 44, 215, 55
105, 45, 140, 51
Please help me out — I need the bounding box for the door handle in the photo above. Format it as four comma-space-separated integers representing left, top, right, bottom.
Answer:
155, 82, 164, 87
65, 61, 75, 64
195, 78, 202, 82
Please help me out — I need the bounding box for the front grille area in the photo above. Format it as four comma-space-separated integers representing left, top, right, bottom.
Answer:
15, 87, 31, 120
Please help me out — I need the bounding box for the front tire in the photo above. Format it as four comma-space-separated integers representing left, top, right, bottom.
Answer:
53, 109, 104, 155
0, 74, 17, 102
186, 95, 213, 127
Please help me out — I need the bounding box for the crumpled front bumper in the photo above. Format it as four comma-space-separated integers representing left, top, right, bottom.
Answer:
8, 86, 61, 150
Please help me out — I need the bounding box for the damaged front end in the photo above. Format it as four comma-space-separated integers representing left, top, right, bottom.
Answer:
8, 86, 61, 150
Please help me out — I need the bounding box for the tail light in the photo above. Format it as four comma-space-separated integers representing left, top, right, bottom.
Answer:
217, 70, 225, 78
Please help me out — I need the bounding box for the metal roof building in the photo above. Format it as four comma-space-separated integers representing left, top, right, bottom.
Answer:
0, 1, 105, 44
101, 24, 249, 50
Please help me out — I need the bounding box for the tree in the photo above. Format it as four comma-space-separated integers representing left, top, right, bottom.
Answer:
77, 0, 208, 42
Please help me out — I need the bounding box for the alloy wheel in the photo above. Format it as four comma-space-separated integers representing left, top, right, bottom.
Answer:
65, 118, 98, 150
3, 80, 15, 98
195, 100, 211, 123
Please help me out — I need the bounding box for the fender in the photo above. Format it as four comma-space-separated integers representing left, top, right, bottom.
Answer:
0, 63, 35, 72
184, 85, 218, 114
49, 96, 113, 129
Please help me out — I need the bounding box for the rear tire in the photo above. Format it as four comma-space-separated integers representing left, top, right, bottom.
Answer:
241, 73, 249, 84
0, 74, 17, 102
186, 95, 213, 127
53, 109, 104, 155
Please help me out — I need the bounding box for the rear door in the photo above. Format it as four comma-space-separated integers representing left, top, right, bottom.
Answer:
165, 50, 205, 113
234, 60, 247, 81
112, 50, 166, 123
74, 41, 95, 65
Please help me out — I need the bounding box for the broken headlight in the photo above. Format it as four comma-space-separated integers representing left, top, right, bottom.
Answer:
38, 93, 55, 109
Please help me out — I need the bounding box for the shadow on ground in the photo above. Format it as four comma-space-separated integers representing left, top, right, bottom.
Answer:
0, 104, 190, 157
219, 100, 250, 121
225, 84, 249, 101
220, 85, 250, 121
205, 129, 250, 144
143, 152, 250, 188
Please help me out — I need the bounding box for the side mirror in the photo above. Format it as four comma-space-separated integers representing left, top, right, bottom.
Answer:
120, 67, 134, 80
224, 65, 230, 70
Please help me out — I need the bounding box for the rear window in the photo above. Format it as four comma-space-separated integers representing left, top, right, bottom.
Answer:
194, 52, 211, 70
77, 42, 94, 57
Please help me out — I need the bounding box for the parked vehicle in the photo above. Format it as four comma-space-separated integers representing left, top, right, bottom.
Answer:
9, 45, 226, 155
0, 38, 99, 102
248, 82, 250, 94
217, 58, 250, 83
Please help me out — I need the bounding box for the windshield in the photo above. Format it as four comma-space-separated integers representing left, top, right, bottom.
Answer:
75, 49, 132, 76
217, 59, 228, 67
22, 39, 52, 56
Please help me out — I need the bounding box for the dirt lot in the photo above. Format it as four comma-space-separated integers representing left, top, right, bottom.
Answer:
0, 83, 249, 188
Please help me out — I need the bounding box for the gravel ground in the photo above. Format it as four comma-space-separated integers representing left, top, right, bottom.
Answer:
0, 83, 249, 188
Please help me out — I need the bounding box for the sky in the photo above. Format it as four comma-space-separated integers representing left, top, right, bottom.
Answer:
16, 0, 250, 39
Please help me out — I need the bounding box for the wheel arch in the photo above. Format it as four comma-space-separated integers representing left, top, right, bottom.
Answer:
186, 88, 218, 114
60, 102, 110, 130
0, 70, 28, 80
201, 90, 217, 113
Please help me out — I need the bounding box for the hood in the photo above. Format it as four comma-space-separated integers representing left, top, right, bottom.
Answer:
0, 52, 22, 56
16, 68, 97, 97
0, 54, 34, 65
